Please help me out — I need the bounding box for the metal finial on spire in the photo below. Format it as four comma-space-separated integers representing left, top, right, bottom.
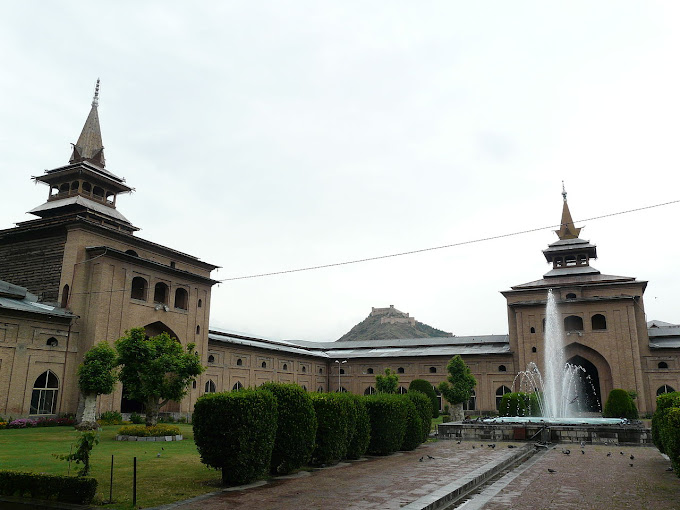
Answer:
562, 181, 567, 202
91, 78, 100, 107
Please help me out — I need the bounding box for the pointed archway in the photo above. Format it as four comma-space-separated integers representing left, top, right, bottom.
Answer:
566, 355, 601, 412
565, 342, 613, 413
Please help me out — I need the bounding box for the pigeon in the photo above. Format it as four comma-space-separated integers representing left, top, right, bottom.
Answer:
581, 450, 585, 455
562, 449, 570, 455
548, 469, 557, 473
580, 441, 586, 448
508, 445, 516, 448
630, 455, 635, 460
488, 444, 496, 449
666, 467, 674, 472
427, 455, 435, 459
472, 445, 476, 449
456, 440, 461, 444
629, 463, 634, 467
607, 452, 612, 457
157, 453, 161, 458
620, 452, 624, 455
419, 457, 424, 462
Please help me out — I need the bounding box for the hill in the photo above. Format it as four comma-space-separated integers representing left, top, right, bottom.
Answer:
337, 305, 452, 342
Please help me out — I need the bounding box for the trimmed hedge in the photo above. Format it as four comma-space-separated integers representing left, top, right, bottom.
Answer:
364, 394, 408, 455
603, 389, 638, 419
117, 424, 181, 437
499, 392, 539, 417
260, 383, 317, 475
409, 379, 439, 418
346, 395, 371, 460
399, 396, 423, 451
0, 471, 97, 504
407, 391, 433, 442
652, 392, 680, 471
653, 392, 680, 453
193, 390, 278, 485
310, 393, 349, 465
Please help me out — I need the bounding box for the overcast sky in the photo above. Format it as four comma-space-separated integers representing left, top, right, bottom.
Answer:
2, 2, 679, 342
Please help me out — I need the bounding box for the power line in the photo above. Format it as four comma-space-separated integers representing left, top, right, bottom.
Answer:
218, 199, 680, 282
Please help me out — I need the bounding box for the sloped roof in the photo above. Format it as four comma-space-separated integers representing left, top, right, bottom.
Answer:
0, 280, 75, 319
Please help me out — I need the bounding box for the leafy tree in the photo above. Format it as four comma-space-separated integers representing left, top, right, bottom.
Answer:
438, 355, 476, 421
376, 368, 398, 394
409, 379, 439, 418
76, 342, 117, 428
115, 328, 203, 426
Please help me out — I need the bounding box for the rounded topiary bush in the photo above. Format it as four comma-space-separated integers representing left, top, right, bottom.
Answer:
409, 379, 439, 418
407, 391, 433, 442
193, 390, 277, 485
499, 392, 538, 417
364, 394, 408, 455
260, 383, 317, 475
399, 396, 423, 451
310, 393, 349, 465
603, 389, 638, 419
653, 392, 680, 454
663, 407, 680, 474
346, 395, 370, 459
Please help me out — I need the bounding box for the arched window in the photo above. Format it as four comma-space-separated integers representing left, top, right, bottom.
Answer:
496, 385, 511, 410
463, 389, 476, 411
301, 385, 307, 391
542, 318, 546, 332
60, 284, 69, 308
429, 366, 437, 374
153, 282, 169, 304
59, 182, 70, 193
261, 361, 267, 368
236, 358, 243, 366
657, 385, 675, 395
566, 293, 577, 300
198, 299, 202, 308
564, 315, 583, 331
232, 381, 243, 391
554, 257, 563, 267
205, 380, 216, 393
577, 254, 587, 265
340, 368, 345, 375
530, 327, 535, 334
591, 314, 607, 330
30, 370, 59, 415
93, 186, 105, 198
196, 325, 201, 335
82, 182, 92, 193
398, 386, 408, 395
174, 288, 189, 310
125, 249, 138, 257
337, 386, 348, 393
364, 386, 376, 395
208, 355, 215, 364
397, 367, 405, 374
131, 277, 148, 301
319, 368, 323, 374
282, 363, 288, 371
46, 337, 58, 347
71, 181, 79, 191
192, 380, 197, 389
532, 346, 537, 353
302, 366, 306, 373
565, 255, 576, 266
367, 368, 374, 374
498, 365, 507, 372
658, 362, 669, 369
317, 386, 324, 393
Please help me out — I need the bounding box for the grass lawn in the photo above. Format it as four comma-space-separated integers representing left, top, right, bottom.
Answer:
0, 424, 222, 509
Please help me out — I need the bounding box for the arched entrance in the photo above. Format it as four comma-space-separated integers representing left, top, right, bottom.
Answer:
120, 384, 144, 413
566, 355, 602, 412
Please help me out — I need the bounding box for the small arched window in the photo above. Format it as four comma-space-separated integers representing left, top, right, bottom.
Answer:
566, 293, 577, 300
232, 381, 243, 391
262, 361, 267, 368
317, 386, 324, 393
495, 385, 511, 410
319, 368, 323, 374
174, 288, 189, 310
207, 355, 215, 364
398, 386, 408, 395
337, 386, 348, 393
397, 367, 405, 374
530, 327, 535, 334
591, 314, 607, 330
498, 365, 507, 372
301, 385, 307, 391
205, 380, 216, 393
236, 358, 243, 366
364, 386, 376, 395
577, 254, 587, 265
658, 362, 669, 369
125, 249, 138, 257
82, 181, 92, 193
93, 186, 105, 198
46, 337, 58, 347
302, 366, 306, 373
192, 380, 197, 389
30, 370, 59, 415
59, 182, 70, 193
131, 277, 148, 301
153, 282, 169, 304
340, 368, 345, 375
429, 366, 437, 374
657, 385, 675, 395
60, 284, 69, 309
282, 363, 288, 371
532, 346, 537, 353
367, 368, 374, 374
198, 299, 202, 308
196, 325, 201, 335
71, 181, 79, 191
564, 315, 584, 331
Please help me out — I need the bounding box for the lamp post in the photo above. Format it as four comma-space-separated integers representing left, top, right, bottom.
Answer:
335, 360, 347, 392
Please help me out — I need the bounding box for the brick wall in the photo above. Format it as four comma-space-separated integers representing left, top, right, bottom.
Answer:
0, 234, 66, 303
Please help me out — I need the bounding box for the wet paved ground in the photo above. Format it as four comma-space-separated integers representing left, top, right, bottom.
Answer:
166, 441, 680, 510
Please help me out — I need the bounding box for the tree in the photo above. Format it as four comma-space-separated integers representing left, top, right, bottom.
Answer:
438, 355, 476, 422
376, 368, 398, 394
115, 328, 203, 426
76, 342, 117, 429
408, 379, 439, 418
54, 430, 99, 476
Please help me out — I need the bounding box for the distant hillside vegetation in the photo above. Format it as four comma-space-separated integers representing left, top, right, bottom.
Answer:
337, 305, 452, 342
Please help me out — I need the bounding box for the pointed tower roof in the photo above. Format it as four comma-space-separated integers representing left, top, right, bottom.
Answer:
554, 182, 581, 240
69, 79, 105, 168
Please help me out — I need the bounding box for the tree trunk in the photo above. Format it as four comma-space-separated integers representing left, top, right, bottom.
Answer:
145, 399, 160, 427
450, 402, 465, 422
76, 393, 99, 430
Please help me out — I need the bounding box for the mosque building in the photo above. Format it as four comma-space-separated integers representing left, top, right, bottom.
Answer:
0, 86, 678, 419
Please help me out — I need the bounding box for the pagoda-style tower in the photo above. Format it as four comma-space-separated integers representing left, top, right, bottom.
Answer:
29, 79, 136, 233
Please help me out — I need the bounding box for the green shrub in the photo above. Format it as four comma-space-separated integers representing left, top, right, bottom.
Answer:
260, 383, 317, 475
499, 392, 539, 417
130, 413, 144, 424
603, 389, 638, 419
99, 411, 123, 425
364, 394, 407, 455
117, 424, 181, 437
53, 431, 99, 477
0, 471, 97, 504
346, 395, 370, 459
193, 390, 277, 485
407, 391, 432, 442
652, 392, 680, 452
399, 396, 423, 451
663, 407, 680, 475
310, 393, 349, 465
409, 379, 439, 418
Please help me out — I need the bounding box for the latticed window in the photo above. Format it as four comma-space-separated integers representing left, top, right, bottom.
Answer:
30, 370, 59, 415
496, 385, 511, 410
